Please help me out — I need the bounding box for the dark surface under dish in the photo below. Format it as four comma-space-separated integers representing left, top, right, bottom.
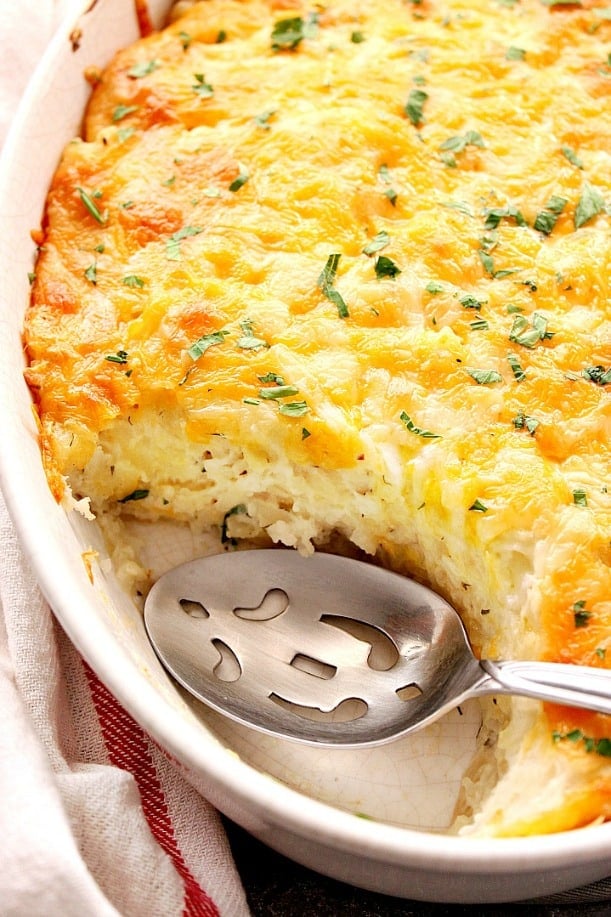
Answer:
224, 818, 611, 916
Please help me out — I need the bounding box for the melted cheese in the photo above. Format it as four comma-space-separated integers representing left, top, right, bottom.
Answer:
25, 0, 611, 835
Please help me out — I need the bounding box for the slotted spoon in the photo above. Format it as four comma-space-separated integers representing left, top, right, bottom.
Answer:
143, 549, 611, 747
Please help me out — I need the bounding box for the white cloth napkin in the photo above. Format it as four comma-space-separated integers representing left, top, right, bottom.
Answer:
0, 2, 249, 914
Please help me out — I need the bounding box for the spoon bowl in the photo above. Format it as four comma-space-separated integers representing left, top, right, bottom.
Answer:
144, 550, 611, 747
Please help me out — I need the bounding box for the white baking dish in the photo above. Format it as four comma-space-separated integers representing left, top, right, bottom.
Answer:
1, 0, 610, 902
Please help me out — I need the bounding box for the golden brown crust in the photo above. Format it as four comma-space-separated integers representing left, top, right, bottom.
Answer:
25, 0, 611, 834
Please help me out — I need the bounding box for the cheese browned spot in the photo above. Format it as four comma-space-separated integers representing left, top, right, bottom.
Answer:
25, 0, 611, 836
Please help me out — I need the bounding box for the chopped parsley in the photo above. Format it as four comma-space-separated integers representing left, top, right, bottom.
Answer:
506, 45, 526, 60
166, 225, 203, 260
279, 401, 310, 417
112, 104, 139, 122
582, 365, 611, 386
318, 253, 349, 318
254, 108, 276, 129
561, 145, 584, 169
105, 350, 128, 364
84, 263, 97, 284
573, 600, 592, 627
459, 293, 484, 310
507, 352, 526, 382
483, 205, 527, 230
468, 368, 503, 384
221, 504, 247, 544
509, 312, 553, 348
258, 384, 299, 400
363, 230, 390, 256
513, 411, 539, 434
179, 30, 191, 50
378, 164, 398, 205
119, 489, 149, 503
572, 488, 588, 507
425, 281, 446, 294
258, 372, 284, 384
534, 195, 567, 234
229, 164, 250, 192
399, 410, 441, 439
351, 30, 366, 43
77, 187, 108, 225
237, 318, 269, 351
440, 130, 485, 154
271, 13, 319, 51
192, 73, 214, 97
404, 88, 428, 126
374, 255, 401, 279
469, 499, 488, 512
127, 59, 159, 79
123, 274, 145, 288
186, 329, 229, 361
553, 729, 611, 757
470, 318, 489, 331
574, 182, 605, 229
117, 127, 135, 144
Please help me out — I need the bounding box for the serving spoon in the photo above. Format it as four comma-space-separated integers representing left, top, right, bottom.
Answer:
144, 549, 611, 747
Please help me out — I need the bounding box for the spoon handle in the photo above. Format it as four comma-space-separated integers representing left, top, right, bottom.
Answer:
478, 660, 611, 716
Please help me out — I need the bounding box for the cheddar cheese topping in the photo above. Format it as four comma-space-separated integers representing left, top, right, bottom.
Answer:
25, 0, 611, 835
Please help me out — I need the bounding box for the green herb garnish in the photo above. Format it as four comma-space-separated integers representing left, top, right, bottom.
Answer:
483, 206, 527, 230
440, 130, 485, 154
459, 293, 484, 310
221, 504, 247, 544
237, 319, 269, 351
127, 59, 159, 79
254, 109, 276, 129
468, 369, 503, 384
575, 182, 605, 229
363, 231, 390, 256
258, 385, 300, 400
513, 411, 539, 434
507, 352, 526, 382
509, 312, 553, 348
166, 225, 203, 260
229, 165, 250, 192
318, 253, 349, 318
374, 255, 401, 279
404, 88, 428, 126
573, 599, 592, 627
469, 499, 488, 512
77, 187, 107, 225
279, 401, 310, 416
123, 275, 145, 288
561, 146, 584, 169
192, 73, 214, 97
187, 330, 229, 361
112, 104, 139, 122
581, 365, 611, 386
119, 489, 149, 503
271, 13, 319, 51
399, 410, 441, 440
533, 195, 567, 235
572, 488, 588, 507
553, 729, 611, 757
105, 350, 128, 364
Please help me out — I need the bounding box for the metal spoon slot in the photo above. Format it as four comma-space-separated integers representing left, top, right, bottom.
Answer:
144, 550, 611, 747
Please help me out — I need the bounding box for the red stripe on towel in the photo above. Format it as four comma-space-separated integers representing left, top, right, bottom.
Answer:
83, 663, 219, 917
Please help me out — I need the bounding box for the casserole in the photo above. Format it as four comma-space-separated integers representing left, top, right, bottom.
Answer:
2, 0, 611, 900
